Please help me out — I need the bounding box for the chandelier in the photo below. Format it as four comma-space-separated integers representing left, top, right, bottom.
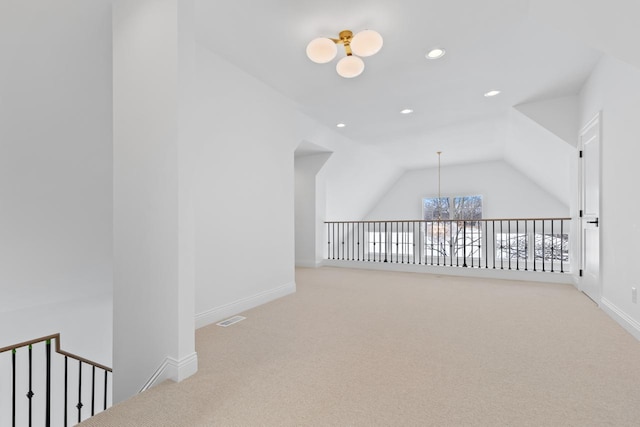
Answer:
306, 29, 383, 78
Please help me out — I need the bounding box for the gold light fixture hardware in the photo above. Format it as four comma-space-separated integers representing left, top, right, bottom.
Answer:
306, 29, 383, 78
330, 30, 354, 56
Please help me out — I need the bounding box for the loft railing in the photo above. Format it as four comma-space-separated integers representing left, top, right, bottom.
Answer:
0, 333, 112, 426
325, 218, 571, 273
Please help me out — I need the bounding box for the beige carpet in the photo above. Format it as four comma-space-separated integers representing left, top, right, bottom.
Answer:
82, 267, 640, 426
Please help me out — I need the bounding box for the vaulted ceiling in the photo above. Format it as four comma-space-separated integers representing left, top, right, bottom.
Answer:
195, 0, 601, 171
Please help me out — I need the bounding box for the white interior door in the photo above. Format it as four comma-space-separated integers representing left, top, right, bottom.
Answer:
580, 114, 601, 303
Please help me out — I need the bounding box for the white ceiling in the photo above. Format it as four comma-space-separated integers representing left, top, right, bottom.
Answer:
195, 0, 601, 169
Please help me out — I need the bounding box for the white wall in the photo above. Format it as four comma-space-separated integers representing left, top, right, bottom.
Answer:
505, 109, 575, 205
515, 95, 580, 147
295, 114, 405, 222
366, 160, 569, 220
0, 1, 112, 313
295, 153, 332, 267
193, 45, 297, 327
113, 0, 196, 402
580, 55, 640, 333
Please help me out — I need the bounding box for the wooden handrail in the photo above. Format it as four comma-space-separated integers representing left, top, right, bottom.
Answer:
325, 217, 572, 224
0, 333, 112, 372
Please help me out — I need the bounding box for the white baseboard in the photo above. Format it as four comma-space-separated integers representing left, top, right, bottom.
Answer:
295, 259, 323, 268
600, 298, 640, 341
195, 281, 296, 329
140, 352, 198, 393
322, 260, 574, 285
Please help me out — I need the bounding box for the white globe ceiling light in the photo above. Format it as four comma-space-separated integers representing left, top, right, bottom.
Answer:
350, 30, 383, 57
306, 38, 338, 63
306, 29, 383, 78
336, 56, 365, 78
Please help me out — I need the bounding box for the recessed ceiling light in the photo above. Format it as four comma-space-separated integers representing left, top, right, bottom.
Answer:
484, 90, 501, 97
426, 48, 446, 59
400, 109, 414, 114
336, 123, 346, 128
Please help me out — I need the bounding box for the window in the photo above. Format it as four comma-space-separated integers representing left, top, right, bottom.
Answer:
453, 196, 482, 220
422, 195, 483, 261
423, 197, 450, 221
423, 195, 482, 220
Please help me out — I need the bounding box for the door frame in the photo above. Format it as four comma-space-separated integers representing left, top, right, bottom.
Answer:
578, 112, 602, 303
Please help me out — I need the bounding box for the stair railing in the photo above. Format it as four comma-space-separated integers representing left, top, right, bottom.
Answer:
0, 333, 112, 426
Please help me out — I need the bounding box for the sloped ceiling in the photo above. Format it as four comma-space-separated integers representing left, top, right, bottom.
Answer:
195, 0, 600, 173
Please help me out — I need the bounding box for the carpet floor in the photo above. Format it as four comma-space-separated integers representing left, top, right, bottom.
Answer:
81, 267, 640, 426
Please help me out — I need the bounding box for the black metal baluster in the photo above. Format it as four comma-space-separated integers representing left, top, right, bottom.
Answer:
438, 221, 442, 266
455, 222, 459, 267
77, 361, 83, 424
484, 221, 488, 268
463, 221, 468, 267
542, 220, 547, 273
450, 221, 459, 267
429, 221, 433, 266
327, 223, 330, 260
374, 223, 378, 262
12, 349, 16, 427
347, 223, 351, 260
341, 223, 344, 261
336, 223, 339, 260
383, 222, 387, 263
378, 223, 382, 262
525, 221, 529, 271
391, 221, 395, 263
551, 220, 555, 272
46, 340, 51, 427
500, 221, 504, 270
492, 221, 496, 269
334, 222, 337, 260
561, 220, 565, 273
360, 222, 367, 261
471, 221, 475, 268
367, 223, 370, 262
400, 222, 404, 264
396, 221, 404, 264
91, 366, 96, 416
516, 221, 520, 271
419, 222, 422, 265
28, 344, 33, 427
361, 222, 364, 261
373, 223, 377, 262
508, 220, 512, 271
345, 222, 349, 261
356, 223, 360, 261
352, 223, 355, 261
472, 221, 476, 268
412, 222, 416, 264
533, 220, 537, 272
64, 356, 68, 427
103, 370, 108, 410
349, 222, 352, 260
478, 221, 482, 267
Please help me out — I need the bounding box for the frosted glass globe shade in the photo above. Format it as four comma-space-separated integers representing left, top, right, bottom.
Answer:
350, 30, 383, 57
306, 38, 337, 63
336, 56, 365, 78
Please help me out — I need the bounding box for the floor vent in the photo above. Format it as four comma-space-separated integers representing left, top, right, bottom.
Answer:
216, 315, 246, 327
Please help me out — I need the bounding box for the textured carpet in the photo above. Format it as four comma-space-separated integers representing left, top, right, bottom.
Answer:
81, 267, 640, 426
